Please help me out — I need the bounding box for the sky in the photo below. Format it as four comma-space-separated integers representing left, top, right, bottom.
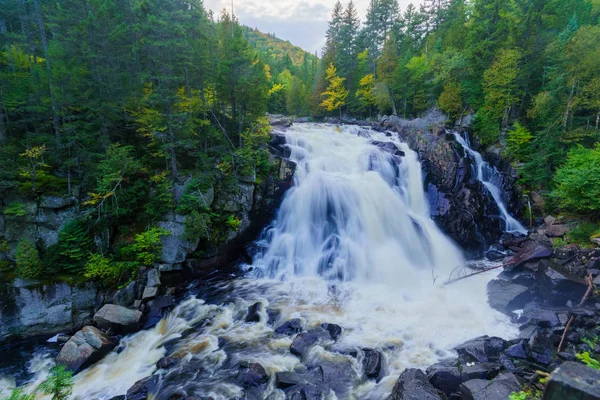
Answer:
203, 0, 423, 54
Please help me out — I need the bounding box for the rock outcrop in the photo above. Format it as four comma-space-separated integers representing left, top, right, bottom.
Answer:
56, 326, 116, 372
93, 304, 143, 333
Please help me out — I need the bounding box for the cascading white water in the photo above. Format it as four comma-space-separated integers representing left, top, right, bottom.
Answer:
1, 124, 518, 400
453, 132, 527, 234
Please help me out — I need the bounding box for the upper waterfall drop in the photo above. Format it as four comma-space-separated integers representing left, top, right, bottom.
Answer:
252, 124, 463, 284
452, 132, 527, 234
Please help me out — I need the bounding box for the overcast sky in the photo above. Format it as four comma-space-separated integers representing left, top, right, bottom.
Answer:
204, 0, 423, 54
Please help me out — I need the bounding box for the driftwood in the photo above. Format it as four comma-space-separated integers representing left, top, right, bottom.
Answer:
443, 263, 505, 285
557, 273, 595, 352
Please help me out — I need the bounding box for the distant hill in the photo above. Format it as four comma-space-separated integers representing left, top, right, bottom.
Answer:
242, 26, 318, 66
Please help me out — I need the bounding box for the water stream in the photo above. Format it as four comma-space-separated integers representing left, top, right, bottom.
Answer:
452, 133, 527, 234
1, 124, 518, 399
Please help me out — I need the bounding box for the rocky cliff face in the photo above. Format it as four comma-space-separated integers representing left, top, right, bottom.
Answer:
0, 279, 98, 342
375, 114, 523, 255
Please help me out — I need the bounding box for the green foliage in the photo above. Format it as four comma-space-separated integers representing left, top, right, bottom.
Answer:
509, 389, 542, 400
566, 221, 600, 245
145, 172, 175, 220
3, 202, 27, 217
576, 352, 600, 370
226, 215, 242, 231
84, 253, 137, 285
438, 82, 463, 119
320, 63, 348, 116
553, 145, 600, 215
507, 122, 534, 160
15, 240, 42, 279
1, 389, 35, 400
44, 220, 94, 274
184, 211, 211, 241
39, 365, 73, 400
122, 228, 170, 266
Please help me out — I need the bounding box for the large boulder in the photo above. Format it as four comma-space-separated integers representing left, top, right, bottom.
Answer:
93, 304, 142, 333
506, 242, 552, 268
543, 361, 600, 400
290, 330, 330, 357
56, 326, 116, 373
236, 361, 269, 389
274, 319, 304, 336
362, 348, 384, 381
426, 359, 502, 396
388, 368, 443, 400
455, 336, 506, 363
536, 261, 588, 306
487, 279, 533, 313
459, 373, 522, 400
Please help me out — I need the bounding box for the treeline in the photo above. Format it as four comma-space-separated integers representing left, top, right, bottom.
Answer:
0, 0, 313, 283
315, 0, 600, 225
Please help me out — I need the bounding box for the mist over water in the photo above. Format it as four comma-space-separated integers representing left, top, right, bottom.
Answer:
1, 124, 518, 399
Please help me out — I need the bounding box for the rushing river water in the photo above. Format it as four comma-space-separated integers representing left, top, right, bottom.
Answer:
1, 124, 518, 399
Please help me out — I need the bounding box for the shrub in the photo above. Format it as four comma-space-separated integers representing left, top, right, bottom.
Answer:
44, 219, 93, 274
553, 144, 600, 215
15, 240, 42, 279
122, 227, 169, 266
576, 352, 600, 370
2, 389, 35, 400
39, 365, 73, 400
84, 254, 137, 284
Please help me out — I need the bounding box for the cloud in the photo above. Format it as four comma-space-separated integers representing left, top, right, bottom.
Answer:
204, 0, 422, 53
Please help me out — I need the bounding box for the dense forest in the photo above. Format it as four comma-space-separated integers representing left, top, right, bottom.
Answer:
0, 0, 315, 284
314, 0, 600, 240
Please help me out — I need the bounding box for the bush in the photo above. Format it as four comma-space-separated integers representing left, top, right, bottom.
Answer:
15, 240, 42, 279
39, 365, 73, 400
122, 227, 169, 266
553, 144, 600, 215
44, 219, 93, 274
84, 253, 137, 284
507, 122, 533, 160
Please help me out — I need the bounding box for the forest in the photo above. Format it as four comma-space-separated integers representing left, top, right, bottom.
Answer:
1, 0, 600, 285
314, 0, 600, 239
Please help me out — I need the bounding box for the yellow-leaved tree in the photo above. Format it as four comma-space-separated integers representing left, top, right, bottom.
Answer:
320, 63, 348, 118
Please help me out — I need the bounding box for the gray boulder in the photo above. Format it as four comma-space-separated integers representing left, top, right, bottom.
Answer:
506, 242, 552, 268
388, 368, 443, 400
93, 304, 142, 333
459, 373, 522, 400
543, 361, 600, 400
56, 326, 115, 372
487, 279, 532, 313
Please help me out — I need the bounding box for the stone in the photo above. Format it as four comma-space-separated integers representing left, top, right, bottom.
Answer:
543, 361, 600, 400
528, 328, 555, 365
506, 242, 552, 268
126, 376, 158, 400
142, 286, 158, 300
544, 216, 556, 226
505, 341, 528, 359
485, 250, 506, 261
545, 224, 570, 237
426, 359, 501, 396
146, 269, 161, 287
362, 348, 383, 380
56, 326, 116, 372
158, 215, 199, 264
237, 362, 269, 388
388, 368, 443, 400
521, 303, 560, 328
143, 295, 174, 329
93, 304, 142, 333
245, 302, 262, 323
455, 336, 506, 363
274, 319, 304, 336
537, 262, 588, 306
290, 330, 330, 357
487, 280, 533, 313
275, 371, 305, 389
459, 373, 522, 400
111, 281, 137, 307
321, 323, 342, 341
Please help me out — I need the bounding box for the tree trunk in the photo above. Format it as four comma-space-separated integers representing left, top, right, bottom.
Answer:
33, 0, 60, 144
167, 110, 178, 181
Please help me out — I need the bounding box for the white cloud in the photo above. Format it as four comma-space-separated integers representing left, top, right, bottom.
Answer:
204, 0, 423, 53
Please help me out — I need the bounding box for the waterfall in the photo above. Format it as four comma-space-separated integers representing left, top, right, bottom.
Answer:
252, 124, 463, 283
452, 132, 527, 234
1, 124, 517, 400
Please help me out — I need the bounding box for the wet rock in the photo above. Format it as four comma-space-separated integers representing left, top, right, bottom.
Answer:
143, 295, 174, 329
142, 286, 159, 300
56, 326, 116, 373
506, 242, 552, 268
267, 309, 281, 326
290, 330, 330, 357
126, 376, 158, 400
157, 356, 176, 369
537, 262, 588, 306
275, 371, 305, 389
487, 279, 533, 313
459, 373, 521, 400
388, 368, 443, 400
245, 302, 262, 323
320, 323, 342, 341
237, 361, 269, 388
543, 361, 600, 399
505, 341, 528, 359
284, 383, 323, 400
455, 336, 505, 363
528, 328, 555, 365
520, 303, 560, 328
485, 250, 506, 261
269, 114, 292, 127
316, 359, 358, 394
93, 304, 142, 333
362, 348, 383, 380
426, 359, 501, 396
275, 319, 304, 336
146, 268, 161, 287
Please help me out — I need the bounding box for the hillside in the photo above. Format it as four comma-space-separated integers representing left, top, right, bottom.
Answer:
242, 26, 318, 66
